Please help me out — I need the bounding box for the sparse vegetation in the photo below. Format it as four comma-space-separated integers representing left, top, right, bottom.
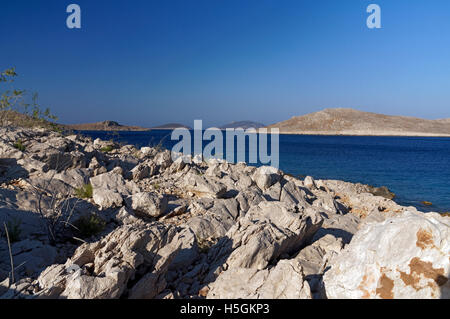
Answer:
100, 145, 114, 153
75, 183, 93, 199
73, 214, 106, 238
196, 235, 214, 254
31, 169, 81, 245
13, 139, 25, 152
0, 67, 58, 129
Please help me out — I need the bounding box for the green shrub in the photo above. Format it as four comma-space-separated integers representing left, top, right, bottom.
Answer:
73, 214, 106, 238
13, 139, 25, 152
100, 145, 114, 153
1, 67, 58, 128
75, 183, 93, 199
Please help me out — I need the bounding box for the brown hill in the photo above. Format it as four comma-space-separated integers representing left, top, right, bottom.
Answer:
266, 108, 450, 136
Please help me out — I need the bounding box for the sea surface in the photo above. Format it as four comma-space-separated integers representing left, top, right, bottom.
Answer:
78, 130, 450, 213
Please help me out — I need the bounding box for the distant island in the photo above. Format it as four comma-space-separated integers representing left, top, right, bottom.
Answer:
65, 121, 192, 131
66, 121, 151, 131
266, 108, 450, 136
150, 123, 192, 130
220, 121, 265, 130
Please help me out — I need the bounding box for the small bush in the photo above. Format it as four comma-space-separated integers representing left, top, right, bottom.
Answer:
73, 214, 106, 238
75, 183, 93, 199
153, 183, 160, 190
100, 145, 114, 153
196, 235, 213, 254
13, 139, 25, 152
5, 218, 22, 243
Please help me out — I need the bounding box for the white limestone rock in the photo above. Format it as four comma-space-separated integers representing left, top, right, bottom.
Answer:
323, 211, 450, 299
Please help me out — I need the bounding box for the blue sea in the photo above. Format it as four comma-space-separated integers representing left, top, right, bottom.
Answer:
79, 130, 450, 213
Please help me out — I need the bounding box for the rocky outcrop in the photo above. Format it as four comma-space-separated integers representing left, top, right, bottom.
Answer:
1, 126, 448, 300
323, 211, 449, 299
36, 224, 181, 299
207, 260, 312, 299
203, 201, 323, 288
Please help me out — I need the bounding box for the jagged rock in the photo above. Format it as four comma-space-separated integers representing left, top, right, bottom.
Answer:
235, 188, 264, 213
323, 211, 450, 299
304, 176, 317, 190
0, 277, 34, 299
31, 146, 86, 172
320, 180, 413, 218
11, 240, 58, 278
207, 259, 312, 299
182, 173, 226, 199
0, 239, 58, 283
93, 138, 114, 150
263, 182, 281, 201
154, 150, 172, 170
88, 156, 107, 176
294, 234, 344, 296
90, 171, 140, 196
187, 198, 240, 241
280, 180, 310, 206
130, 192, 168, 218
168, 157, 186, 174
36, 224, 181, 299
131, 162, 151, 181
140, 147, 156, 157
252, 166, 281, 191
312, 211, 360, 244
205, 201, 323, 284
53, 168, 91, 189
26, 176, 74, 196
169, 227, 199, 270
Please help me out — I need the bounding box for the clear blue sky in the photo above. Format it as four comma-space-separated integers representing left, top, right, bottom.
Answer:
1, 0, 449, 127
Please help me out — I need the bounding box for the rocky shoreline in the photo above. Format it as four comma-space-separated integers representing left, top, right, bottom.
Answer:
0, 126, 448, 299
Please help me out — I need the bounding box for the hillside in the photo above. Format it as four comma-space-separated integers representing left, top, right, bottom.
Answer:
266, 108, 450, 136
0, 110, 63, 131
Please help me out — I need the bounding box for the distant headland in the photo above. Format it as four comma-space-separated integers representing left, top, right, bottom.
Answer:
265, 108, 450, 137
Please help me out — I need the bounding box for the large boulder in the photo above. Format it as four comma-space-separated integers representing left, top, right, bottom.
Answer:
252, 166, 282, 191
90, 171, 140, 209
92, 189, 123, 209
90, 171, 140, 195
323, 211, 450, 299
130, 192, 168, 218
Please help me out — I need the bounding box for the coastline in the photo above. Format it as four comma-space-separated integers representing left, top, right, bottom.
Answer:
260, 129, 450, 137
0, 126, 448, 299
